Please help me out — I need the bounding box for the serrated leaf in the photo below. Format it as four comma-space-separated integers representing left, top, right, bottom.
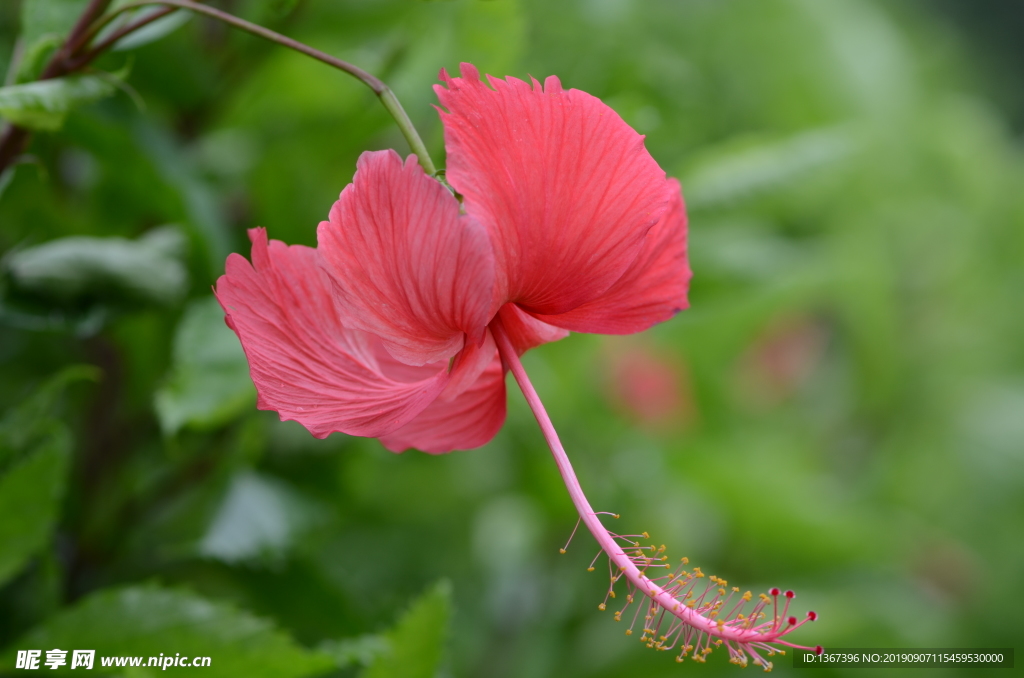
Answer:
364, 581, 452, 678
154, 296, 254, 435
4, 225, 187, 306
0, 74, 117, 131
0, 585, 336, 677
0, 429, 71, 587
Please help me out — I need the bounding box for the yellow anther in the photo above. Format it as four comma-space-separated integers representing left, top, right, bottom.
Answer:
614, 514, 620, 519
719, 588, 726, 595
642, 531, 650, 539
733, 587, 740, 592
614, 611, 622, 621
559, 548, 566, 554
625, 629, 632, 636
681, 557, 689, 564
609, 591, 616, 598
598, 603, 606, 611
743, 591, 753, 601
587, 567, 595, 572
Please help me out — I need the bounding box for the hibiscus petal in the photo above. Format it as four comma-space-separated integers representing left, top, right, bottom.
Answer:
497, 303, 569, 355
215, 228, 449, 439
435, 63, 674, 316
532, 183, 690, 333
318, 150, 497, 366
379, 355, 507, 454
439, 330, 497, 402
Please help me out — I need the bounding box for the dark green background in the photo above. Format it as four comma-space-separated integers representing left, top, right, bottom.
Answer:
1, 1, 1022, 676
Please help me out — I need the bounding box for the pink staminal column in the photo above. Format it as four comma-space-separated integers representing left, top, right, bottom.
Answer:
490, 316, 822, 671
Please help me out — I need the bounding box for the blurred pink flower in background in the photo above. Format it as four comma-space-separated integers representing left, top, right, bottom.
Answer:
603, 337, 696, 432
735, 315, 827, 409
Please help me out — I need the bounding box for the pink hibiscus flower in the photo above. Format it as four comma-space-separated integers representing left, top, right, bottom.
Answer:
216, 63, 689, 452
216, 63, 818, 668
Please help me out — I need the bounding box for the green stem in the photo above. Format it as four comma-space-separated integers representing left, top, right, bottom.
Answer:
78, 0, 437, 174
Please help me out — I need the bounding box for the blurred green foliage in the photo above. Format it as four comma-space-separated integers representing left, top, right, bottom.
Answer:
1, 0, 1022, 676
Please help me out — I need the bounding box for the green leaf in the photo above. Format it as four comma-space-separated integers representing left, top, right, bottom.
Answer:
317, 635, 388, 670
679, 126, 856, 210
0, 365, 98, 467
0, 74, 118, 131
198, 471, 323, 565
363, 580, 452, 678
0, 166, 13, 202
134, 121, 234, 275
20, 0, 89, 53
0, 428, 71, 587
0, 365, 96, 586
0, 585, 336, 677
110, 10, 193, 52
4, 225, 188, 306
14, 33, 64, 83
154, 296, 254, 435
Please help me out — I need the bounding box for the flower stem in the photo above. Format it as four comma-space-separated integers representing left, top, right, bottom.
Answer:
80, 0, 437, 175
489, 315, 816, 657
